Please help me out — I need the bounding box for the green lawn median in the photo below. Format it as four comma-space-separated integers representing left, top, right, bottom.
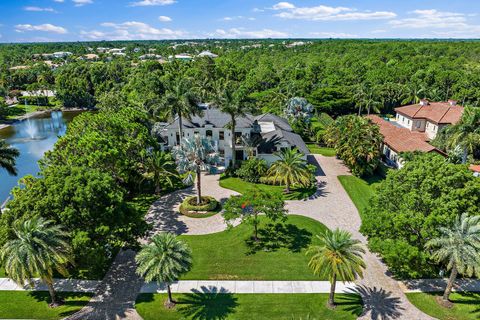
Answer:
406, 292, 480, 320
136, 293, 363, 320
179, 215, 329, 280
0, 291, 92, 320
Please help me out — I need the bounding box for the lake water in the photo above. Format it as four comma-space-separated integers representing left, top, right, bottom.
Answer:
0, 111, 81, 206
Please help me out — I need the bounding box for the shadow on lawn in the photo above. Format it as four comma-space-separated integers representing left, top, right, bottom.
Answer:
176, 286, 238, 320
29, 291, 91, 316
245, 222, 312, 255
347, 285, 404, 320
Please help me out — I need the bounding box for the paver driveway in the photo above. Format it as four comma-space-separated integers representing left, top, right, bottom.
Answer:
66, 155, 435, 320
287, 155, 434, 320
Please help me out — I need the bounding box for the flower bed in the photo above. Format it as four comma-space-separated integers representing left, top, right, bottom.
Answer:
179, 196, 220, 218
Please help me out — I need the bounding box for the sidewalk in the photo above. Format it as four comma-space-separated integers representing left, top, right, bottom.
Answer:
2, 277, 479, 294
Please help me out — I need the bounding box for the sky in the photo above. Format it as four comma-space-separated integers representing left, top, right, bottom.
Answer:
1, 0, 480, 43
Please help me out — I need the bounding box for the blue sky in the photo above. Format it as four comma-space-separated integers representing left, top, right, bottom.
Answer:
1, 0, 480, 42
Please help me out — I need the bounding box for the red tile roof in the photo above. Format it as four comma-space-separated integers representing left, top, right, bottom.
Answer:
470, 165, 480, 173
367, 115, 441, 153
395, 101, 464, 124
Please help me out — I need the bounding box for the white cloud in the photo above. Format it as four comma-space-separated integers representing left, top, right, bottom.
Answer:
15, 23, 68, 34
253, 8, 264, 13
390, 9, 468, 29
81, 21, 185, 40
272, 2, 295, 10
129, 0, 176, 7
221, 16, 255, 21
72, 0, 93, 7
209, 28, 288, 39
388, 9, 480, 38
24, 6, 57, 12
53, 0, 65, 2
158, 15, 172, 22
309, 32, 357, 38
272, 2, 396, 21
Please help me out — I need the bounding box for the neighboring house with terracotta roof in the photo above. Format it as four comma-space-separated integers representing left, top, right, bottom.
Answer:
160, 104, 309, 166
395, 99, 464, 140
470, 165, 480, 177
367, 115, 445, 168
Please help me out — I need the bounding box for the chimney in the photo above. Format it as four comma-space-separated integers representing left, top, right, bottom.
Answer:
448, 99, 457, 106
419, 99, 429, 106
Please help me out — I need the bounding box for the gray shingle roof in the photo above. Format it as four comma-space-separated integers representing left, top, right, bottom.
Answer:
165, 105, 253, 129
261, 129, 310, 155
254, 114, 293, 131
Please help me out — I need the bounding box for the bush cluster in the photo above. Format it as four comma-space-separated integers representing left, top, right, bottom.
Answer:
235, 158, 268, 183
181, 196, 219, 212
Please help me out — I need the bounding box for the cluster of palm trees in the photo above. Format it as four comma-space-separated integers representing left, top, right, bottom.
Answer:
444, 106, 480, 164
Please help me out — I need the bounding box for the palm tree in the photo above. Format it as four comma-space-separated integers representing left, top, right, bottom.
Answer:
445, 106, 480, 164
172, 135, 219, 204
0, 217, 73, 307
136, 233, 192, 307
267, 148, 311, 193
0, 140, 20, 176
146, 151, 179, 194
160, 77, 201, 141
213, 81, 251, 168
426, 213, 480, 302
402, 84, 426, 105
307, 229, 365, 308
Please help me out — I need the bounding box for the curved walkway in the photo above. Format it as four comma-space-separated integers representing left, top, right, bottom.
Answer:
67, 156, 434, 320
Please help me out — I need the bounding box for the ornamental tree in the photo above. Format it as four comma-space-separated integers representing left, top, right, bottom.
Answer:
223, 189, 287, 241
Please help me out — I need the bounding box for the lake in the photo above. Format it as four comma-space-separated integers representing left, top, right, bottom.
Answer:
0, 111, 81, 206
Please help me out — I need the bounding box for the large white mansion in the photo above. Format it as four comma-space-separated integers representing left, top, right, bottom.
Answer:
160, 104, 309, 166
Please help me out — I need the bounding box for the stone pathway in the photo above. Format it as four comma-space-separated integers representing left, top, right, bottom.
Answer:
65, 249, 144, 320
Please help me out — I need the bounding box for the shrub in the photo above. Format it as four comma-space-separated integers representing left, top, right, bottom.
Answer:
235, 158, 268, 183
180, 196, 219, 212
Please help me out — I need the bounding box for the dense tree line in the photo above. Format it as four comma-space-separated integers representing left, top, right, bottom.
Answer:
3, 40, 480, 117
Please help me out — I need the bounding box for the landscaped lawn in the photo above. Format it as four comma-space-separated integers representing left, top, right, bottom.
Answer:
219, 176, 316, 200
406, 292, 480, 320
306, 143, 336, 157
136, 293, 363, 320
0, 291, 92, 320
337, 174, 383, 217
179, 215, 328, 280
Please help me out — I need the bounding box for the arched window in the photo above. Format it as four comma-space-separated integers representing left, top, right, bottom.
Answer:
206, 130, 213, 138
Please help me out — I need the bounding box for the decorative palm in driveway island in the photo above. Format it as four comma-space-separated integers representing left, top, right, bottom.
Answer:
173, 134, 219, 205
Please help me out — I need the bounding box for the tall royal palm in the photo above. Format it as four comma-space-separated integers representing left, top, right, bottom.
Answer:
172, 135, 219, 204
161, 77, 201, 141
426, 213, 480, 302
446, 106, 480, 164
0, 217, 72, 307
307, 229, 365, 308
267, 148, 311, 193
213, 80, 251, 168
136, 233, 192, 307
0, 140, 20, 176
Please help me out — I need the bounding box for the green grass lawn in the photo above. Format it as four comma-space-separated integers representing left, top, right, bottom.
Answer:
6, 104, 46, 120
0, 291, 92, 320
306, 143, 336, 157
179, 215, 328, 280
136, 293, 363, 320
337, 174, 383, 217
219, 176, 316, 201
406, 292, 480, 320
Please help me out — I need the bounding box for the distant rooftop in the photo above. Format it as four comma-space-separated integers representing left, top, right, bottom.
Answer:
395, 100, 464, 124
